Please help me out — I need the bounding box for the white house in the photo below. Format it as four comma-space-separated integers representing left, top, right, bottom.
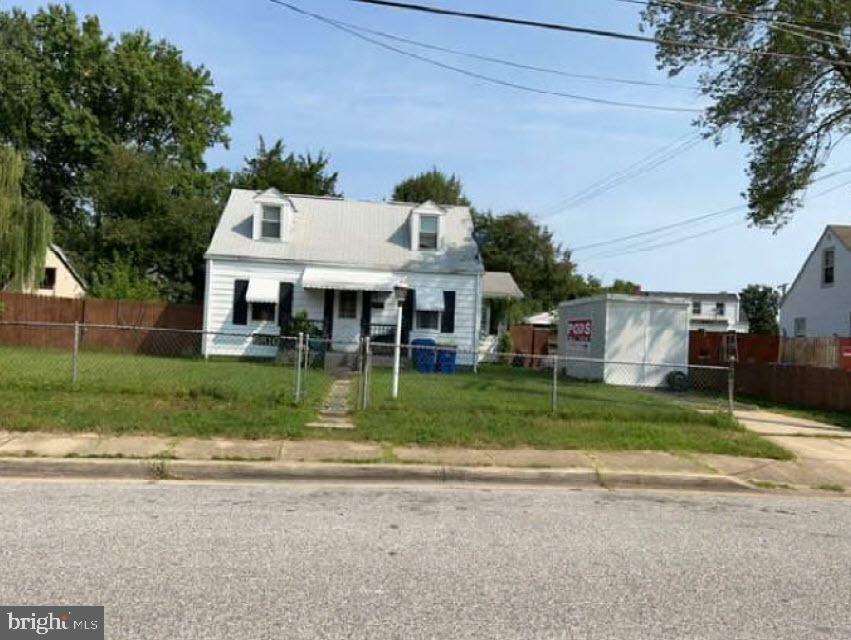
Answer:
780, 225, 851, 338
17, 245, 86, 299
202, 189, 520, 365
642, 291, 748, 333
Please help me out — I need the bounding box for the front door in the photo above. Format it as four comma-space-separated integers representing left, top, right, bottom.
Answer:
333, 289, 361, 351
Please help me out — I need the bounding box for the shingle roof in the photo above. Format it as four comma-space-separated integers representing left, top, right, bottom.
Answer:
205, 190, 482, 274
482, 271, 524, 299
827, 225, 851, 250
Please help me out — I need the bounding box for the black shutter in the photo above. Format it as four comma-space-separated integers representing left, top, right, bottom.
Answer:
441, 291, 456, 333
361, 291, 372, 335
232, 279, 248, 326
278, 282, 293, 330
323, 289, 335, 339
401, 289, 415, 344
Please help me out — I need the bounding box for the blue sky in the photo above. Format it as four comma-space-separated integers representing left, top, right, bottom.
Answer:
15, 0, 851, 292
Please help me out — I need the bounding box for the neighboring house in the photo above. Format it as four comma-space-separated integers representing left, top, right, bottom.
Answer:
478, 271, 524, 360
202, 188, 521, 365
642, 291, 748, 333
780, 225, 851, 338
18, 245, 87, 299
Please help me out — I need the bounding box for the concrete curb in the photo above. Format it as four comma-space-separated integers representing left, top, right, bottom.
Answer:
0, 456, 759, 492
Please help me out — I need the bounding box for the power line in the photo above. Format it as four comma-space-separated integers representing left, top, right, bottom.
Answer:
269, 1, 703, 113
579, 174, 851, 261
322, 14, 700, 91
347, 0, 851, 67
539, 134, 703, 218
615, 0, 845, 45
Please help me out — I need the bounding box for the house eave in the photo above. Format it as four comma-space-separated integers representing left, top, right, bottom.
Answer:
204, 253, 484, 276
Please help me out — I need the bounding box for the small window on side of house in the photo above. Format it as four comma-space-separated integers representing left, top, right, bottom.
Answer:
416, 310, 440, 330
419, 215, 438, 250
794, 317, 807, 338
339, 291, 357, 319
251, 303, 276, 322
716, 302, 726, 316
692, 301, 701, 315
261, 205, 282, 239
823, 248, 835, 285
41, 267, 57, 290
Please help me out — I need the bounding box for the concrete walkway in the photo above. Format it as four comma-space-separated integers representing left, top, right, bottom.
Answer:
0, 427, 848, 494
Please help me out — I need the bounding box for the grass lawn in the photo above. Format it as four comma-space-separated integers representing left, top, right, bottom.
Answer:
345, 366, 791, 459
0, 345, 331, 439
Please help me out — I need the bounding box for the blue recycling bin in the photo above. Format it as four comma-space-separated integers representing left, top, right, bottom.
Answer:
411, 338, 437, 373
436, 346, 457, 374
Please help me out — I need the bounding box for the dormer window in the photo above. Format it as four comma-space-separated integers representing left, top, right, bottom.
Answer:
261, 205, 282, 239
419, 215, 438, 250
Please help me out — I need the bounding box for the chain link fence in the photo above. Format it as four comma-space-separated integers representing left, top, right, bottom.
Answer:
351, 338, 735, 416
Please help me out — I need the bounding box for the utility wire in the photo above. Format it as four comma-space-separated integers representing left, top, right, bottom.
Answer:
615, 0, 845, 44
322, 13, 699, 91
347, 0, 851, 67
539, 134, 703, 218
579, 174, 851, 261
269, 1, 702, 113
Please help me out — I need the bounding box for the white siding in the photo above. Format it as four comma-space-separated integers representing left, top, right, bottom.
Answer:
780, 230, 851, 337
203, 258, 480, 364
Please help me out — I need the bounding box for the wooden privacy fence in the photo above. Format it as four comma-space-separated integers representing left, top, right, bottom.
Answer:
778, 336, 845, 369
510, 325, 557, 367
735, 362, 851, 413
0, 293, 203, 355
689, 331, 779, 366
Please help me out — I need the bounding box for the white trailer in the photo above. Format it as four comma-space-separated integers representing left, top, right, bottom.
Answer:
557, 294, 690, 387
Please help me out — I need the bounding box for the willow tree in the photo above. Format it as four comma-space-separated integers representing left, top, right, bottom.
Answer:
0, 147, 53, 290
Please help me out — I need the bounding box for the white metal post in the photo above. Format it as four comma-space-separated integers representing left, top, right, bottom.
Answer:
72, 321, 80, 385
392, 303, 403, 400
294, 332, 304, 404
303, 333, 310, 393
551, 354, 558, 414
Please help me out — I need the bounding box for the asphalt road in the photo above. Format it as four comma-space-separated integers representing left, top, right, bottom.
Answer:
1, 480, 849, 639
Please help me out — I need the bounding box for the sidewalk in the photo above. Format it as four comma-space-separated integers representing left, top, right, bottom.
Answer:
0, 423, 848, 494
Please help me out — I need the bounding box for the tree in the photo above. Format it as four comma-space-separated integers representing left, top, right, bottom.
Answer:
739, 284, 780, 335
232, 137, 339, 196
88, 254, 162, 301
474, 211, 593, 311
85, 145, 228, 301
0, 147, 52, 291
640, 2, 851, 227
391, 168, 470, 205
0, 5, 231, 238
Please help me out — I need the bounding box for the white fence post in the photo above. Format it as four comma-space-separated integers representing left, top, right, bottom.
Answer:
72, 321, 80, 385
294, 332, 304, 404
362, 336, 371, 410
727, 356, 736, 415
551, 354, 558, 414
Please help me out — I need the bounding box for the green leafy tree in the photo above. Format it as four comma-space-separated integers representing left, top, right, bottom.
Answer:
739, 284, 780, 335
232, 137, 339, 196
640, 2, 851, 227
0, 4, 231, 238
88, 254, 162, 301
0, 147, 52, 290
86, 145, 228, 301
391, 168, 470, 205
474, 211, 593, 311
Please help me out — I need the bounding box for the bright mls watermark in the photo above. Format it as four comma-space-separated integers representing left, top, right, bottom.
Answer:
0, 607, 103, 639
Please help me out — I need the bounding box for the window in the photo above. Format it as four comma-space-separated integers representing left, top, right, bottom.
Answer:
823, 248, 835, 285
691, 301, 701, 315
339, 290, 357, 318
418, 215, 438, 250
251, 303, 276, 322
261, 205, 281, 239
715, 302, 726, 316
794, 317, 807, 338
40, 267, 56, 290
416, 310, 440, 330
